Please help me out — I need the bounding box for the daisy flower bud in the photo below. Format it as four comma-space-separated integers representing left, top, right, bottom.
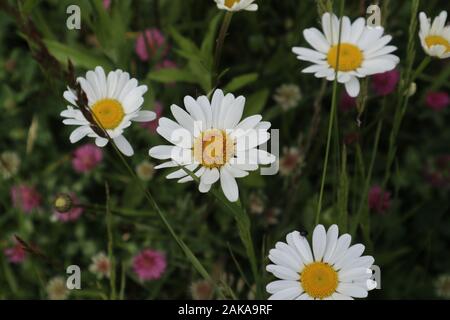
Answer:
53, 193, 73, 214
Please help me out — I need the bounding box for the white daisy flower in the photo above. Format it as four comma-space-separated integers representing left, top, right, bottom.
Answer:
266, 224, 377, 300
215, 0, 258, 12
419, 11, 450, 59
61, 66, 156, 156
292, 12, 400, 97
149, 89, 275, 202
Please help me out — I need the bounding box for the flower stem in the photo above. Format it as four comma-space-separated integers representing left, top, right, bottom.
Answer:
105, 182, 117, 300
316, 0, 345, 224
109, 143, 214, 284
383, 0, 420, 186
212, 12, 233, 88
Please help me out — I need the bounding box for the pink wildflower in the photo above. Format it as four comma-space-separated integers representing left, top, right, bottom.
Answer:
368, 185, 391, 214
135, 29, 168, 62
371, 69, 400, 96
4, 242, 26, 264
426, 91, 449, 111
11, 185, 41, 213
72, 144, 103, 173
133, 249, 167, 281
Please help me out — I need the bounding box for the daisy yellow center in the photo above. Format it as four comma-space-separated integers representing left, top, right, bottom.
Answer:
225, 0, 240, 8
327, 43, 364, 72
91, 99, 125, 130
425, 35, 450, 53
300, 262, 338, 299
193, 129, 235, 169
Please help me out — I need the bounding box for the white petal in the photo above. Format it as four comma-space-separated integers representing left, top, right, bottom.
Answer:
269, 249, 300, 271
312, 224, 327, 261
223, 96, 245, 129
328, 234, 352, 265
211, 89, 224, 128
323, 225, 339, 263
291, 231, 314, 264
331, 292, 353, 300
132, 111, 156, 122
266, 264, 300, 281
266, 280, 300, 294
113, 135, 134, 156
344, 77, 360, 97
170, 104, 195, 135
268, 287, 302, 300
303, 28, 330, 53
201, 168, 220, 185
184, 96, 206, 125
220, 166, 239, 202
149, 145, 178, 160
350, 17, 366, 43
336, 283, 368, 298
69, 126, 92, 143
95, 137, 108, 147
198, 182, 212, 193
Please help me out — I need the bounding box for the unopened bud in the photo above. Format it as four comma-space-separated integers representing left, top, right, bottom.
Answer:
53, 193, 73, 213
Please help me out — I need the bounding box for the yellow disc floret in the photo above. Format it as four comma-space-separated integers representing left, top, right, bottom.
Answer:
193, 129, 235, 168
327, 43, 364, 72
425, 35, 450, 53
225, 0, 240, 8
91, 99, 125, 130
301, 262, 338, 299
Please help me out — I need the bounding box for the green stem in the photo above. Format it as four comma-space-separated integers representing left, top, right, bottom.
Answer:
351, 99, 385, 237
105, 182, 117, 300
316, 0, 345, 224
212, 12, 233, 88
383, 0, 420, 186
411, 56, 431, 83
105, 143, 225, 300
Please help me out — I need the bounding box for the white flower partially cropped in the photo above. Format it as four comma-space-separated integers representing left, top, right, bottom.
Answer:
149, 89, 275, 202
419, 11, 450, 59
292, 12, 400, 97
266, 224, 377, 300
215, 0, 258, 12
61, 66, 156, 156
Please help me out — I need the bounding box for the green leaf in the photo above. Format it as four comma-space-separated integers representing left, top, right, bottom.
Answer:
224, 73, 259, 93
22, 0, 40, 15
147, 68, 198, 84
201, 13, 222, 68
43, 40, 114, 70
244, 89, 270, 117
169, 26, 200, 56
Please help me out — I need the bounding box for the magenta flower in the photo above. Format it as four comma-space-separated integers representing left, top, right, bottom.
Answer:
54, 193, 84, 223
103, 0, 111, 9
339, 91, 356, 112
425, 155, 450, 188
72, 144, 103, 173
141, 102, 163, 133
4, 242, 26, 264
135, 29, 168, 62
133, 249, 167, 281
371, 69, 400, 96
11, 185, 41, 213
426, 91, 449, 111
368, 185, 391, 214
